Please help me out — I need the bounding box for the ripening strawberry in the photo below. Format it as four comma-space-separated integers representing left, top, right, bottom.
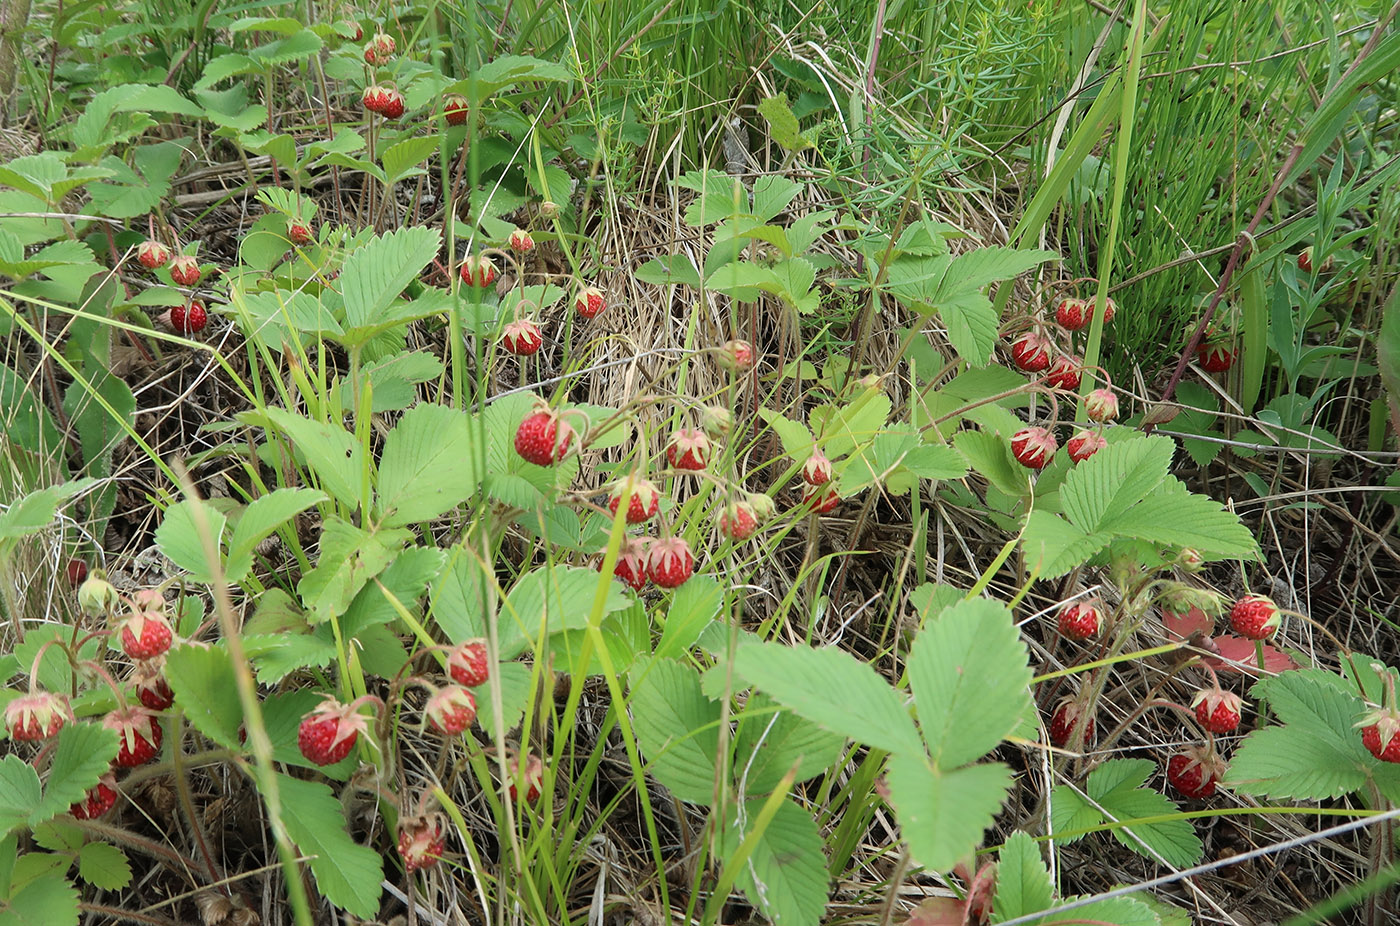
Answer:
120, 605, 174, 660
4, 690, 73, 741
459, 253, 497, 288
288, 221, 314, 246
1165, 747, 1224, 799
1197, 340, 1235, 373
137, 239, 170, 270
647, 536, 694, 589
1297, 246, 1333, 273
1358, 706, 1400, 763
448, 639, 490, 688
1054, 297, 1088, 332
1097, 296, 1117, 324
170, 300, 208, 335
1177, 548, 1205, 571
1192, 687, 1245, 735
1008, 331, 1052, 373
1057, 599, 1105, 641
1066, 428, 1106, 463
608, 477, 660, 524
1011, 426, 1057, 469
802, 450, 832, 486
364, 32, 395, 65
1044, 354, 1082, 391
104, 707, 164, 767
666, 428, 711, 471
716, 339, 756, 372
501, 319, 543, 356
133, 660, 175, 711
1083, 387, 1119, 423
599, 536, 650, 591
296, 697, 371, 767
802, 483, 840, 513
169, 255, 201, 287
574, 286, 606, 319
444, 94, 468, 125
1048, 698, 1094, 748
507, 227, 534, 252
506, 752, 545, 803
425, 685, 477, 735
1229, 594, 1280, 640
514, 408, 575, 465
397, 814, 446, 872
719, 501, 759, 541
70, 775, 119, 820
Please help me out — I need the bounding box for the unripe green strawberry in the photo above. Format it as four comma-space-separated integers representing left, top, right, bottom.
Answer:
1228, 594, 1280, 640
1083, 387, 1119, 423
539, 200, 559, 219
747, 492, 777, 522
78, 573, 120, 616
700, 405, 733, 439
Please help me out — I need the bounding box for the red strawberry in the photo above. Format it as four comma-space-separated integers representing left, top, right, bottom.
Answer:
288, 221, 314, 246
802, 483, 840, 513
1197, 340, 1235, 373
716, 339, 756, 372
170, 300, 208, 335
599, 536, 650, 591
137, 239, 170, 270
363, 84, 389, 113
459, 253, 497, 288
1044, 354, 1082, 390
1054, 297, 1088, 332
104, 707, 163, 767
1011, 426, 1057, 469
4, 690, 73, 741
169, 255, 201, 287
608, 477, 660, 524
506, 752, 545, 803
425, 685, 477, 735
397, 814, 446, 872
448, 639, 490, 687
67, 558, 88, 586
1096, 296, 1117, 324
363, 32, 395, 64
508, 228, 534, 252
1358, 706, 1400, 763
514, 408, 575, 465
120, 606, 174, 660
1048, 698, 1094, 748
1228, 594, 1280, 640
719, 501, 759, 541
1297, 246, 1333, 273
1009, 332, 1053, 372
501, 319, 543, 356
444, 94, 468, 126
70, 775, 119, 820
801, 450, 832, 486
1083, 387, 1119, 423
1192, 687, 1244, 735
647, 537, 694, 589
133, 660, 175, 711
574, 286, 606, 319
1066, 428, 1106, 463
1057, 599, 1105, 641
1165, 747, 1224, 799
378, 88, 405, 119
296, 697, 371, 767
665, 428, 710, 471
700, 405, 733, 439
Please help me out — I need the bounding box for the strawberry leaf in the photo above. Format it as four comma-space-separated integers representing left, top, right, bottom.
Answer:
273, 773, 383, 917
730, 641, 923, 756
733, 694, 845, 795
1050, 760, 1201, 868
655, 575, 722, 663
886, 754, 1013, 872
498, 565, 631, 660
375, 403, 481, 527
340, 225, 441, 334
0, 756, 43, 838
908, 597, 1034, 769
4, 868, 80, 926
77, 842, 132, 890
259, 408, 364, 509
991, 831, 1053, 922
225, 487, 325, 582
30, 723, 120, 829
631, 658, 721, 804
152, 498, 228, 584
717, 796, 828, 926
